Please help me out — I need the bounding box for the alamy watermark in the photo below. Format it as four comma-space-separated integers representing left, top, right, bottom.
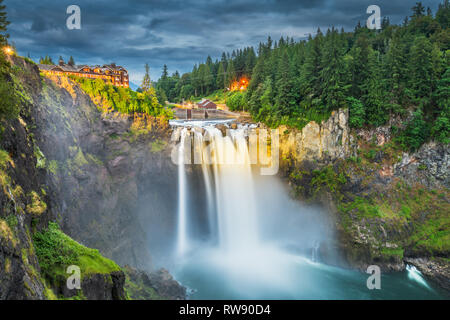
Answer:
66, 265, 81, 290
170, 128, 279, 176
366, 265, 381, 290
367, 5, 382, 30
66, 5, 81, 30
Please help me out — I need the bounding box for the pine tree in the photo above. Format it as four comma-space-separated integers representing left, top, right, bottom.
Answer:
191, 64, 200, 96
244, 47, 256, 76
349, 35, 371, 99
320, 29, 348, 112
436, 0, 449, 28
68, 56, 76, 66
302, 29, 323, 100
198, 64, 212, 95
364, 51, 387, 126
0, 0, 9, 45
409, 36, 434, 103
225, 60, 236, 88
403, 107, 429, 150
384, 33, 408, 108
39, 55, 54, 65
275, 51, 297, 116
162, 64, 169, 79
141, 63, 152, 92
216, 62, 225, 90
412, 2, 426, 18
432, 67, 450, 143
156, 87, 167, 105
347, 97, 365, 128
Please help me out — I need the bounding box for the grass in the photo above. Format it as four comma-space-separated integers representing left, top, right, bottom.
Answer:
380, 247, 404, 259
33, 222, 121, 286
124, 277, 163, 300
340, 196, 383, 218
123, 266, 164, 300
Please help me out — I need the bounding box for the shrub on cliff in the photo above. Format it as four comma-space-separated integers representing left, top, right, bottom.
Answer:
33, 222, 121, 287
0, 52, 20, 120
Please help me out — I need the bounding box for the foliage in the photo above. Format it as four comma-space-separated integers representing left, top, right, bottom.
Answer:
155, 1, 449, 147
311, 166, 347, 195
123, 266, 164, 300
71, 76, 173, 118
226, 91, 248, 111
141, 63, 152, 92
395, 107, 430, 151
33, 222, 121, 285
0, 0, 9, 45
0, 52, 20, 120
39, 55, 54, 65
347, 97, 365, 128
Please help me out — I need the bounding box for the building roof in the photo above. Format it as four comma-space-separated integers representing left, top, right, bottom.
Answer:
38, 63, 128, 74
198, 100, 217, 109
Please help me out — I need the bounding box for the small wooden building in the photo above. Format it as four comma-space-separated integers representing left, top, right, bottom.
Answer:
197, 99, 217, 110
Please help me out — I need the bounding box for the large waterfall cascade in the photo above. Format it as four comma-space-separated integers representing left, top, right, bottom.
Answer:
172, 121, 271, 256
167, 119, 443, 300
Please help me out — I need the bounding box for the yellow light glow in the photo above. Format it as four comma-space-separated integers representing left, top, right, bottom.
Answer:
3, 46, 13, 55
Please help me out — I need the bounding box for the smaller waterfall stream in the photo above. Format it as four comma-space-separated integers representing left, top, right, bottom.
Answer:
176, 128, 188, 256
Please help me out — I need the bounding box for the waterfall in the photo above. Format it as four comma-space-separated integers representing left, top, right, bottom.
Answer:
196, 130, 216, 239
176, 128, 189, 256
175, 123, 259, 252
209, 127, 259, 251
169, 120, 441, 300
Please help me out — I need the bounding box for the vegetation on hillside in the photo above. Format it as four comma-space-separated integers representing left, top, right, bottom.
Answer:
0, 53, 20, 123
288, 152, 450, 263
71, 76, 173, 119
33, 222, 121, 286
156, 1, 449, 150
0, 0, 9, 46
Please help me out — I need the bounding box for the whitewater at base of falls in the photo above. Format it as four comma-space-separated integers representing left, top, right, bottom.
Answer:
170, 120, 446, 300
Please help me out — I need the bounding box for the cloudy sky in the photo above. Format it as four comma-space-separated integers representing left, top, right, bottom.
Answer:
6, 0, 442, 85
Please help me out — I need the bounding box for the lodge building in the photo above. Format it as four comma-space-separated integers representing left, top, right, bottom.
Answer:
38, 58, 129, 88
197, 99, 217, 110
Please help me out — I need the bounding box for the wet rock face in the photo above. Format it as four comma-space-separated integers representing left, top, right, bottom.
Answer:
124, 265, 186, 300
29, 74, 178, 272
0, 58, 180, 299
0, 93, 48, 298
394, 142, 449, 189
53, 271, 126, 300
147, 269, 186, 300
81, 271, 126, 300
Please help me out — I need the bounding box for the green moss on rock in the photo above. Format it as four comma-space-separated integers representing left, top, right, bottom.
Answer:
33, 222, 121, 287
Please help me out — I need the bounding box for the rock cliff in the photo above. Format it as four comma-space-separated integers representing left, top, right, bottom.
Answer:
0, 56, 183, 299
278, 107, 449, 292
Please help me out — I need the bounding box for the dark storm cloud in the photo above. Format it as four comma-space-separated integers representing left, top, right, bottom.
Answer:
5, 0, 442, 83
